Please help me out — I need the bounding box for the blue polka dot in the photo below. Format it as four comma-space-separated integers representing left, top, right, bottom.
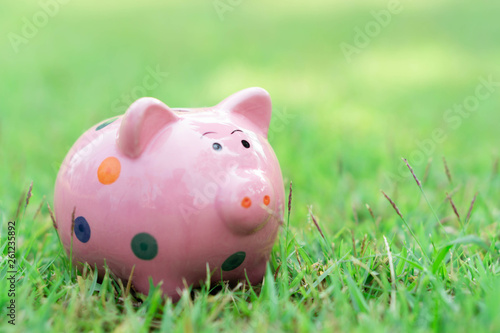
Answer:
74, 216, 91, 243
221, 251, 246, 271
131, 233, 158, 260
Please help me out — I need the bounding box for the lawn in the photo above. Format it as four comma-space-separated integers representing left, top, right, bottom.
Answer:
1, 0, 500, 331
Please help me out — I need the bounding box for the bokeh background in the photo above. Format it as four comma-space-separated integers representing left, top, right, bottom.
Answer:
1, 0, 500, 227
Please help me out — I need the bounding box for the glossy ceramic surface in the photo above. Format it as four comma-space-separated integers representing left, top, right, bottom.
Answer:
54, 87, 285, 300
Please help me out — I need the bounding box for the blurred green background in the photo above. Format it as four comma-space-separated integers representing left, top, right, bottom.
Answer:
1, 0, 500, 226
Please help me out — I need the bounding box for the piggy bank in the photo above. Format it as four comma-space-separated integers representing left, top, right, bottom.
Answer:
54, 87, 284, 300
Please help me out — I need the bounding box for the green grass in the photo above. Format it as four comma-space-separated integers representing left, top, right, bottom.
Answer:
1, 0, 500, 331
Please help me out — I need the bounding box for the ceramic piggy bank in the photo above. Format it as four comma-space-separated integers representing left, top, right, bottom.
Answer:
54, 87, 284, 300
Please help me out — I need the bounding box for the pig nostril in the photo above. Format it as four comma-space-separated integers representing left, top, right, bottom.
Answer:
263, 195, 270, 206
241, 197, 252, 208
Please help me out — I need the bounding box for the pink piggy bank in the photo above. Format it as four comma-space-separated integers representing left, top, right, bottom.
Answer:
54, 87, 285, 300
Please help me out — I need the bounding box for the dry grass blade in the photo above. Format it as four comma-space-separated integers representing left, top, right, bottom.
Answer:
403, 158, 448, 239
443, 185, 461, 202
365, 203, 375, 221
309, 208, 325, 240
207, 284, 239, 323
403, 158, 421, 187
351, 257, 384, 288
360, 234, 368, 256
273, 262, 282, 280
287, 181, 292, 222
337, 157, 343, 175
446, 192, 461, 223
381, 190, 404, 220
262, 203, 285, 226
70, 207, 76, 279
25, 181, 33, 209
491, 157, 498, 181
295, 245, 302, 267
71, 207, 76, 237
15, 189, 26, 221
381, 190, 430, 262
443, 157, 452, 184
352, 204, 359, 224
125, 265, 135, 297
47, 202, 58, 229
33, 195, 46, 220
383, 236, 397, 312
465, 192, 479, 224
351, 229, 358, 257
283, 180, 293, 262
423, 158, 433, 184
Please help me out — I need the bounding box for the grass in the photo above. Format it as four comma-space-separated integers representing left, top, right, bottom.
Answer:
1, 0, 500, 331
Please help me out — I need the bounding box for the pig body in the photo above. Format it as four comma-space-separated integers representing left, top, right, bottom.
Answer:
54, 88, 284, 300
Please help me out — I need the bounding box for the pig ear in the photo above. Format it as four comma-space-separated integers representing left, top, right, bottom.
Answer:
218, 87, 272, 137
117, 97, 179, 158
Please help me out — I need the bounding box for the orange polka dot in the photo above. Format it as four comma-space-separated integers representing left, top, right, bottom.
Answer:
97, 157, 121, 185
263, 195, 270, 206
241, 197, 252, 208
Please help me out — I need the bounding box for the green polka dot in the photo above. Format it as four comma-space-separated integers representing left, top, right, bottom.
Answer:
221, 251, 246, 271
96, 117, 118, 131
131, 233, 158, 260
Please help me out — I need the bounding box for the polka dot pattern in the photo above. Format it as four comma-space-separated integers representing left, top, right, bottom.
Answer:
98, 157, 121, 185
74, 216, 91, 243
221, 251, 246, 271
241, 197, 252, 208
131, 233, 158, 260
96, 117, 118, 131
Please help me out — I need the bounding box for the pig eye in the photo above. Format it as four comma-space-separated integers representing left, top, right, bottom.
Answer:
241, 140, 250, 149
212, 142, 222, 151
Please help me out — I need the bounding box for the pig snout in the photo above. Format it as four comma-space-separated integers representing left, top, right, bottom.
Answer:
215, 173, 276, 235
